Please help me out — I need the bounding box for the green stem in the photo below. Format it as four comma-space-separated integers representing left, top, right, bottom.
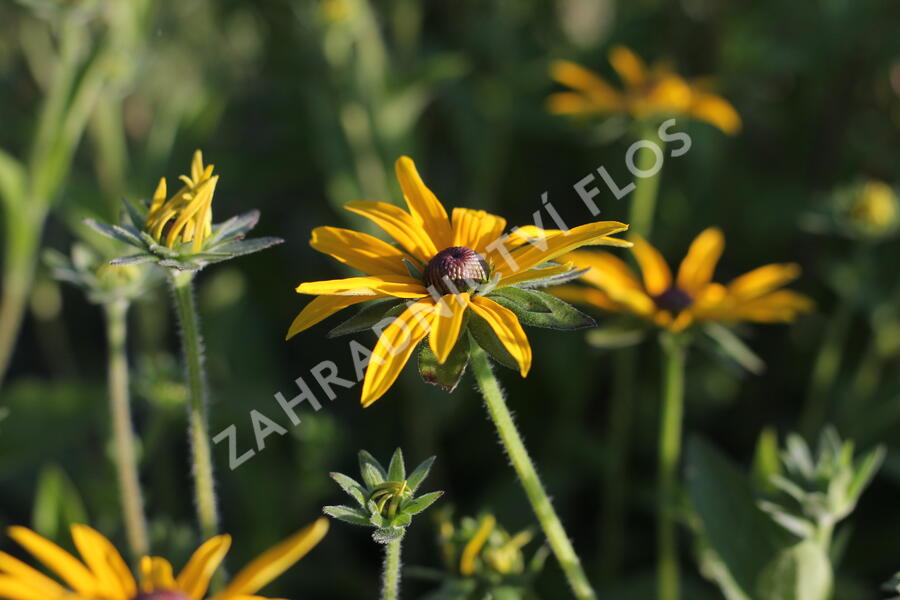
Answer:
0, 216, 43, 388
598, 347, 636, 581
104, 299, 150, 559
381, 534, 403, 600
658, 333, 686, 600
800, 301, 852, 438
628, 123, 664, 239
169, 270, 220, 540
469, 343, 596, 600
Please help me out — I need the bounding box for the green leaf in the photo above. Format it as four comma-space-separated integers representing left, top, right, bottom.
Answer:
387, 448, 406, 482
704, 323, 766, 374
32, 465, 88, 541
846, 445, 885, 504
468, 317, 520, 372
406, 456, 436, 493
329, 472, 368, 507
403, 491, 443, 515
323, 505, 372, 527
686, 437, 793, 598
109, 254, 155, 266
402, 258, 423, 280
372, 527, 405, 544
418, 332, 470, 392
82, 218, 143, 248
122, 198, 148, 231
207, 210, 260, 245
755, 541, 832, 600
328, 299, 407, 338
752, 427, 782, 493
207, 236, 283, 258
487, 287, 595, 330
514, 266, 589, 289
358, 450, 387, 487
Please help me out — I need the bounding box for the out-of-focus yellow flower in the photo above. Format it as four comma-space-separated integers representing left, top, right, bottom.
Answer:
847, 180, 898, 238
441, 513, 535, 579
548, 45, 742, 135
287, 156, 629, 407
554, 228, 813, 331
146, 150, 218, 253
0, 519, 328, 600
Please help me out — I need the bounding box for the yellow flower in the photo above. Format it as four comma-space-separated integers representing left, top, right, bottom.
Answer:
847, 180, 898, 238
287, 156, 629, 407
554, 227, 813, 332
0, 518, 328, 600
146, 150, 219, 253
548, 45, 742, 135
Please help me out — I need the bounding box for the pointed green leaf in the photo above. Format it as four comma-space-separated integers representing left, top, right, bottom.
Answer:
403, 258, 423, 280
110, 254, 155, 266
387, 448, 406, 482
514, 266, 589, 289
207, 236, 283, 258
330, 472, 368, 507
82, 218, 143, 248
704, 322, 765, 374
418, 332, 470, 392
359, 449, 387, 487
488, 287, 595, 330
406, 456, 436, 493
328, 299, 407, 338
390, 513, 412, 528
847, 445, 885, 504
403, 490, 443, 515
323, 505, 372, 527
468, 317, 519, 371
752, 427, 781, 493
122, 198, 148, 231
208, 210, 260, 245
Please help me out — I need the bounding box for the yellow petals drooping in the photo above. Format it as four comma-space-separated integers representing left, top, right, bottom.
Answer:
0, 520, 328, 600
145, 150, 218, 253
557, 227, 813, 332
548, 45, 742, 135
290, 156, 629, 406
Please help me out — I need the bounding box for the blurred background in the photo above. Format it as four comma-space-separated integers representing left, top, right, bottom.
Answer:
1, 0, 899, 597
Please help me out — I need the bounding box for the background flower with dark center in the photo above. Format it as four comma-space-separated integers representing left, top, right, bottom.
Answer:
0, 519, 328, 600
287, 155, 629, 407
548, 45, 741, 135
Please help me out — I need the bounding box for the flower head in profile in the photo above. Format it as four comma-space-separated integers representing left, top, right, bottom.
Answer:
548, 45, 741, 135
554, 227, 813, 333
287, 156, 629, 407
0, 519, 328, 600
84, 150, 282, 272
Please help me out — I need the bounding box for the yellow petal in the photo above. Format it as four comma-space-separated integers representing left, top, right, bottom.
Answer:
429, 293, 470, 364
190, 150, 205, 183
0, 552, 70, 597
175, 535, 232, 600
645, 74, 693, 114
216, 518, 329, 598
451, 208, 507, 254
496, 221, 629, 277
7, 527, 97, 595
722, 290, 814, 323
565, 250, 643, 292
286, 295, 382, 339
629, 235, 672, 296
499, 262, 574, 287
140, 557, 176, 592
468, 297, 531, 377
361, 299, 436, 407
0, 575, 54, 600
549, 60, 624, 109
459, 515, 495, 576
727, 263, 802, 301
546, 92, 614, 115
70, 525, 136, 599
551, 285, 622, 312
395, 157, 454, 251
609, 45, 647, 90
676, 227, 724, 296
148, 178, 168, 216
295, 275, 427, 298
310, 226, 412, 276
345, 201, 438, 262
690, 91, 741, 135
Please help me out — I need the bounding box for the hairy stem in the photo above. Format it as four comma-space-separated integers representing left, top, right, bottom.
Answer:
381, 534, 404, 600
104, 299, 150, 559
469, 342, 596, 600
169, 270, 220, 540
658, 333, 686, 600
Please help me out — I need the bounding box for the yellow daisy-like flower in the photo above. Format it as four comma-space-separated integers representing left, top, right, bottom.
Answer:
548, 45, 742, 135
145, 150, 218, 253
287, 156, 629, 407
0, 518, 328, 600
554, 227, 813, 332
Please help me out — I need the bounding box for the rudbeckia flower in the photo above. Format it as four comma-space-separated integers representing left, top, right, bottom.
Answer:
287, 156, 629, 407
548, 45, 741, 135
0, 519, 328, 600
554, 227, 813, 332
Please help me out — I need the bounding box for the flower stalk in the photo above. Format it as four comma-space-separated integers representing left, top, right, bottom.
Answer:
381, 534, 404, 600
629, 123, 665, 239
104, 298, 150, 559
169, 269, 220, 540
657, 331, 686, 600
469, 342, 596, 600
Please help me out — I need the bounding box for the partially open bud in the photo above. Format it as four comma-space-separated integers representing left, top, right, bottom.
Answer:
424, 247, 488, 295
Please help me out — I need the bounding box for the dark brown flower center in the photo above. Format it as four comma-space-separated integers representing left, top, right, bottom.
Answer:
133, 592, 192, 600
424, 246, 488, 295
653, 286, 693, 314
